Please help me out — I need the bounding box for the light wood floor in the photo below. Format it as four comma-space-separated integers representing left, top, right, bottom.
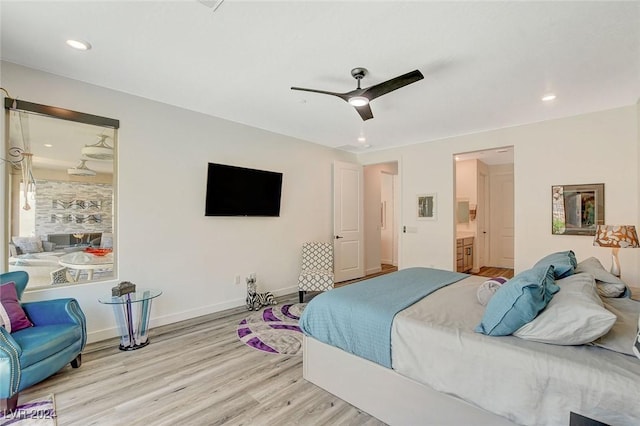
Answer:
473, 266, 514, 279
17, 264, 508, 425
17, 293, 386, 426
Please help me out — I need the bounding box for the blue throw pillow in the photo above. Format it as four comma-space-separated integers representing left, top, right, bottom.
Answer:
533, 250, 577, 279
475, 265, 559, 336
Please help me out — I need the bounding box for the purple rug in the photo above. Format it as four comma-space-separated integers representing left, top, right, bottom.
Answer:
237, 303, 306, 355
0, 394, 56, 425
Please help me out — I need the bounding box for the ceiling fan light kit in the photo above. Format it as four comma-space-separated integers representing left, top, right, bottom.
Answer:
291, 67, 424, 121
67, 159, 97, 176
82, 134, 114, 160
348, 96, 369, 107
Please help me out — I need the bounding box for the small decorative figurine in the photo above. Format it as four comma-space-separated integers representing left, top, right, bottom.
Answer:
245, 276, 277, 311
112, 281, 136, 297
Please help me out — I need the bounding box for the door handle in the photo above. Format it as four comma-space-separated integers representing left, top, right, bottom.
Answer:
335, 235, 344, 239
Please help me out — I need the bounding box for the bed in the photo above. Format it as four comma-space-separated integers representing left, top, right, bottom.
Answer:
300, 266, 640, 426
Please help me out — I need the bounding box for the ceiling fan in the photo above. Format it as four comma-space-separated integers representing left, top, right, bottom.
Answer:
291, 67, 424, 121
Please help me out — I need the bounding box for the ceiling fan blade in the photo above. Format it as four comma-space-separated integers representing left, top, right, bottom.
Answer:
362, 70, 424, 101
291, 86, 350, 102
355, 104, 374, 121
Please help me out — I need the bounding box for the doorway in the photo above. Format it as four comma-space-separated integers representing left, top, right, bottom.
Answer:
363, 162, 399, 277
453, 148, 514, 276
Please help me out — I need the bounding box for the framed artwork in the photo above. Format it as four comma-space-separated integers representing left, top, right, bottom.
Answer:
551, 183, 604, 236
417, 194, 437, 220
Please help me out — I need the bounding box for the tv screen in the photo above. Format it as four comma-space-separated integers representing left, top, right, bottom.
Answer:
205, 163, 283, 217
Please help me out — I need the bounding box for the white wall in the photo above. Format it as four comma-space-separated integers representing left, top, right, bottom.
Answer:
1, 62, 355, 342
359, 105, 640, 284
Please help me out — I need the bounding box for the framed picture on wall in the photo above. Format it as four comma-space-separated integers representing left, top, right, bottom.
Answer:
417, 194, 437, 220
551, 183, 604, 236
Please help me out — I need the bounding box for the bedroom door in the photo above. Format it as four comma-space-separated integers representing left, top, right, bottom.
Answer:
489, 168, 514, 268
333, 161, 365, 282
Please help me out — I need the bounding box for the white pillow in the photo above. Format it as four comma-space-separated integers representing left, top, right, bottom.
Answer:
575, 256, 626, 297
514, 273, 616, 345
12, 236, 43, 254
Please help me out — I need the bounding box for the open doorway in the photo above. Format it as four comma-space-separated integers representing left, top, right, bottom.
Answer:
454, 148, 514, 278
363, 162, 399, 276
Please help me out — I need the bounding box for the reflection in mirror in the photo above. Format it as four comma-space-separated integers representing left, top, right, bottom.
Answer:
5, 101, 118, 290
457, 200, 470, 224
551, 183, 604, 236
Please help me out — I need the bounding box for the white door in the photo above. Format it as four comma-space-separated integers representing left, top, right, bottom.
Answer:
477, 170, 488, 268
489, 171, 514, 268
380, 172, 394, 265
333, 161, 365, 282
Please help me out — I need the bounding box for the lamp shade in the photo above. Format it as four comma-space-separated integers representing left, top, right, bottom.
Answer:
593, 225, 640, 248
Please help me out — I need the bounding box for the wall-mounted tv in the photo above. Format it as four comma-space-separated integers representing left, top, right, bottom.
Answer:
205, 163, 283, 217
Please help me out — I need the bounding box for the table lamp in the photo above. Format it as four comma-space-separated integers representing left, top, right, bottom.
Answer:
593, 225, 639, 277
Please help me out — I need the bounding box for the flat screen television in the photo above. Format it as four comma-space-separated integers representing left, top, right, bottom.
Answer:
205, 163, 283, 217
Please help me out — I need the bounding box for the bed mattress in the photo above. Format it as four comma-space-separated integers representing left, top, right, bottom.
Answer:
391, 275, 640, 425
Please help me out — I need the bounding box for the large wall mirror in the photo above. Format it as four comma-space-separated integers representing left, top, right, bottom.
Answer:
4, 98, 119, 290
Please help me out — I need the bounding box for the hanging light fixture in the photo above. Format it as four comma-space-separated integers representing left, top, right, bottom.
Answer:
68, 160, 97, 176
82, 135, 113, 160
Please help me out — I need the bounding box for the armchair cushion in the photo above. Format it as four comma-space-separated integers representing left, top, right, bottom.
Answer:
11, 324, 83, 369
0, 282, 33, 333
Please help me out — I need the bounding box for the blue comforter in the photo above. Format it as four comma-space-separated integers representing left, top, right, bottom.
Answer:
299, 267, 468, 368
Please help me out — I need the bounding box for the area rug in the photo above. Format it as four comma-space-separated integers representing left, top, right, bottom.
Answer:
237, 303, 306, 355
0, 394, 56, 426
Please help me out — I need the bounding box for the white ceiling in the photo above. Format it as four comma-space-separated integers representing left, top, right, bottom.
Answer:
1, 1, 639, 152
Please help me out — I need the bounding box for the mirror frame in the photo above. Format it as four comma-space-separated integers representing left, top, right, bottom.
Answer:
4, 98, 119, 288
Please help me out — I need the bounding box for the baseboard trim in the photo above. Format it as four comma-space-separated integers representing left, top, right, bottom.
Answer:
86, 285, 299, 344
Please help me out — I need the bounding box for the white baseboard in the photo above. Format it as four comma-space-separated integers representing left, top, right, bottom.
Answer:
86, 284, 299, 344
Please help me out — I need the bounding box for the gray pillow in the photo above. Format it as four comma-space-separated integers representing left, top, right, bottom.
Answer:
575, 257, 626, 298
12, 236, 43, 254
514, 273, 616, 345
596, 297, 640, 356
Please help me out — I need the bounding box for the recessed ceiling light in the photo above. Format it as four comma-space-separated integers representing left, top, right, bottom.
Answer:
43, 144, 53, 148
542, 93, 556, 102
357, 136, 366, 143
66, 39, 92, 51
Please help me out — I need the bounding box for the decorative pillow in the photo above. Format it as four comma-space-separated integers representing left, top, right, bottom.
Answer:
477, 277, 508, 306
532, 250, 577, 279
514, 273, 616, 345
42, 241, 56, 252
596, 297, 640, 356
12, 236, 44, 254
475, 265, 559, 336
575, 256, 627, 298
0, 281, 33, 333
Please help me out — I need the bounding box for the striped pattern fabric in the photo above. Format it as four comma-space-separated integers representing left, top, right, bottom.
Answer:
298, 242, 334, 293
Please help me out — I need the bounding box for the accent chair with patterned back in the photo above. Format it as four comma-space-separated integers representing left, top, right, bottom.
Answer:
298, 242, 334, 303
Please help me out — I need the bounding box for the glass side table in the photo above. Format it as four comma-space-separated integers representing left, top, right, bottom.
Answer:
99, 288, 162, 351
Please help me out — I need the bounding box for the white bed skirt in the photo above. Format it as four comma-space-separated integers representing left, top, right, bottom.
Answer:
303, 336, 515, 426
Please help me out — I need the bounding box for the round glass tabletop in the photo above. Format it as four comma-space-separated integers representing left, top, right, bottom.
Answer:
98, 288, 163, 304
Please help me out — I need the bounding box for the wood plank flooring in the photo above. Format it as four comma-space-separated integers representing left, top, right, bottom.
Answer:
473, 266, 514, 279
17, 294, 386, 426
16, 264, 510, 425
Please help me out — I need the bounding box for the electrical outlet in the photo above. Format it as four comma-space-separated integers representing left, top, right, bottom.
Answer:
234, 275, 241, 285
